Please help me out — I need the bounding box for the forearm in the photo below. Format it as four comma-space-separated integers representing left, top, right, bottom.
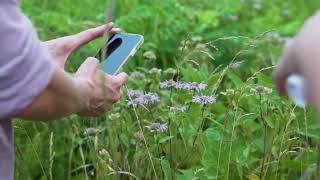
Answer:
16, 67, 87, 121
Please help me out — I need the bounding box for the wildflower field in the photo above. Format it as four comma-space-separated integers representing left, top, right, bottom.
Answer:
16, 0, 320, 179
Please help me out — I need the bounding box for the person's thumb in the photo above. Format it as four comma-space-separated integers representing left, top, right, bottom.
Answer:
75, 57, 99, 77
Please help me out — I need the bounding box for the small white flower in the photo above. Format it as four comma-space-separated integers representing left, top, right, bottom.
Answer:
143, 51, 157, 61
170, 105, 188, 112
130, 71, 145, 79
149, 68, 162, 75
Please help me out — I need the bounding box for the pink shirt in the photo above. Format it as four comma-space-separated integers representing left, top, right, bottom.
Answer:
0, 0, 55, 179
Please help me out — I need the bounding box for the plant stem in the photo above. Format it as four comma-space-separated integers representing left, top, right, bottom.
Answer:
304, 108, 310, 161
275, 106, 296, 179
49, 132, 55, 180
176, 37, 189, 81
217, 93, 234, 179
192, 105, 206, 147
226, 108, 238, 180
157, 138, 165, 179
168, 88, 174, 179
126, 86, 159, 180
259, 93, 266, 179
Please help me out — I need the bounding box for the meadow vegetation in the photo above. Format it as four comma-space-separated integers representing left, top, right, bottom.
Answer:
16, 0, 320, 179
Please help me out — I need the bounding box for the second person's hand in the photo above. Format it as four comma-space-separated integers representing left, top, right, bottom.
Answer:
274, 13, 320, 98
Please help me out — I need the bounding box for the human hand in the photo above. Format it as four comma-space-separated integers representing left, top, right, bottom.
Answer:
274, 13, 320, 96
45, 22, 121, 69
74, 57, 128, 116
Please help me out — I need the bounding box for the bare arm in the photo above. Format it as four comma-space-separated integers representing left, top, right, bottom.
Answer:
16, 58, 128, 121
15, 66, 85, 121
15, 23, 125, 121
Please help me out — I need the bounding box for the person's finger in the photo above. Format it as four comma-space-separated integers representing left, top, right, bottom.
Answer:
75, 57, 99, 77
93, 101, 106, 116
106, 22, 115, 32
71, 22, 115, 50
108, 28, 122, 35
114, 72, 129, 86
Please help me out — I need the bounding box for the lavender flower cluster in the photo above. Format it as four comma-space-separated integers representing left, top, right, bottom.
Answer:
160, 80, 207, 92
146, 123, 168, 133
127, 89, 144, 98
127, 90, 160, 107
192, 95, 217, 105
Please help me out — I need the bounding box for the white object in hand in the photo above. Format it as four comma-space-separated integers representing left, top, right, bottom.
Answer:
286, 74, 308, 107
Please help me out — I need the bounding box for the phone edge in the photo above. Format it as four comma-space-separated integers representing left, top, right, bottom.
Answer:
112, 34, 144, 75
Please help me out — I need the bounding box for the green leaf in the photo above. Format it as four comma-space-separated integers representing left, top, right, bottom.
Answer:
264, 116, 275, 128
206, 128, 222, 142
159, 136, 174, 144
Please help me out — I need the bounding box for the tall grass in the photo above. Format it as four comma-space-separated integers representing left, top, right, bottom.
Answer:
14, 0, 320, 179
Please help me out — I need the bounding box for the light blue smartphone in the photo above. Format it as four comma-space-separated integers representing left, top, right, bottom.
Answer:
96, 33, 144, 75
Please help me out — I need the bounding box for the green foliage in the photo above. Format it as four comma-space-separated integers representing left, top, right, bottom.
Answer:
15, 0, 320, 179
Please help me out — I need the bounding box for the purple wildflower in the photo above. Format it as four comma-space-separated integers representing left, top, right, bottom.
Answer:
192, 95, 217, 105
135, 131, 144, 142
127, 92, 160, 107
192, 96, 203, 104
147, 93, 160, 103
170, 105, 188, 112
160, 79, 176, 89
146, 123, 168, 133
195, 82, 207, 92
160, 80, 207, 92
251, 85, 272, 95
127, 89, 144, 97
175, 82, 186, 90
175, 82, 193, 91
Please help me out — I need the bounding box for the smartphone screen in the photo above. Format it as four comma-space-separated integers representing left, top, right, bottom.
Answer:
96, 33, 143, 75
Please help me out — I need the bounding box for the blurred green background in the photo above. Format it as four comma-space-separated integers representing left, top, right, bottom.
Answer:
16, 0, 320, 179
21, 0, 319, 70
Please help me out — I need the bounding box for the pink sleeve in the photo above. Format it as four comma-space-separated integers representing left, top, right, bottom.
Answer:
0, 0, 55, 119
